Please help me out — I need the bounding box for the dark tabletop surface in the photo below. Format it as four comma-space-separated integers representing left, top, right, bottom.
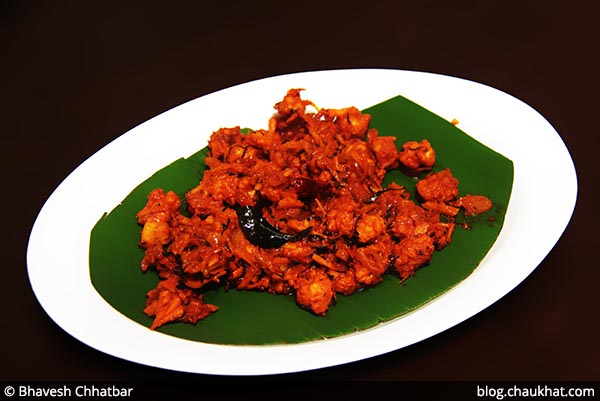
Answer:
2, 0, 598, 398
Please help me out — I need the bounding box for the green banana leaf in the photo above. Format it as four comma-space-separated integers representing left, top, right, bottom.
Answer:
89, 94, 513, 345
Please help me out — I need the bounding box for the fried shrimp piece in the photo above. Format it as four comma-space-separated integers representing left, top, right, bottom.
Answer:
295, 269, 334, 315
321, 106, 371, 139
416, 168, 459, 203
367, 129, 400, 172
330, 270, 358, 295
274, 88, 317, 119
392, 235, 435, 280
352, 238, 393, 286
136, 189, 180, 248
143, 275, 218, 329
398, 139, 435, 171
388, 198, 436, 239
136, 189, 181, 274
356, 214, 386, 243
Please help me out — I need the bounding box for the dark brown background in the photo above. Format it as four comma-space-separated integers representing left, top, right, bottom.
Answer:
2, 0, 598, 397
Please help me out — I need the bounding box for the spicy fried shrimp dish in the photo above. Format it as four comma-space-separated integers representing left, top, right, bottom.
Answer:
136, 89, 493, 330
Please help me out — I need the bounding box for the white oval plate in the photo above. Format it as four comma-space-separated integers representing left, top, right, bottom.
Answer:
27, 69, 577, 375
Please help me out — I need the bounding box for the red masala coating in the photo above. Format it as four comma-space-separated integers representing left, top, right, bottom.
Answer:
136, 89, 492, 330
416, 168, 459, 203
398, 139, 435, 171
